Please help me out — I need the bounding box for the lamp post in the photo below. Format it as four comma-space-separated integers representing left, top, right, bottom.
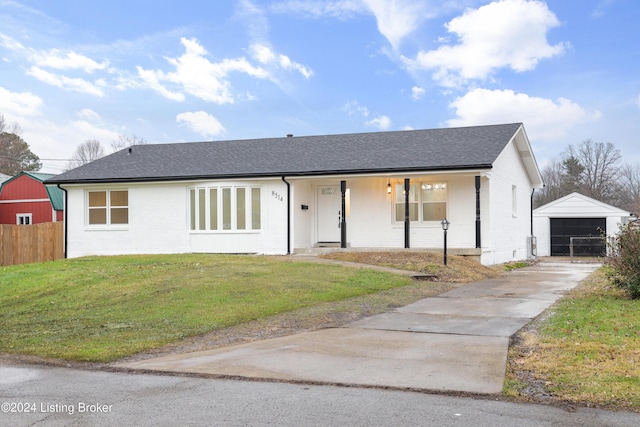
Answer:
441, 218, 450, 266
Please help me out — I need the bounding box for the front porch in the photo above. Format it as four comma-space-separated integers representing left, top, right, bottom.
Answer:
289, 173, 485, 259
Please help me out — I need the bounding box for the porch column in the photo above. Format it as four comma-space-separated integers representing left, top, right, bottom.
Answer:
475, 175, 481, 248
340, 180, 347, 248
404, 178, 410, 248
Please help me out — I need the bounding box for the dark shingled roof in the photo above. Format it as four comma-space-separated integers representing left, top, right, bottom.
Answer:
46, 123, 524, 184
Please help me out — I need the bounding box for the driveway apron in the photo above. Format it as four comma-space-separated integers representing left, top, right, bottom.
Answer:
115, 261, 600, 395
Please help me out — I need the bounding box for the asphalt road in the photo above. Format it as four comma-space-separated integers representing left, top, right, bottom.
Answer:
2, 364, 639, 426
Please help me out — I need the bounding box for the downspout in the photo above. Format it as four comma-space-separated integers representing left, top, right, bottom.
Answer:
404, 178, 410, 248
340, 180, 347, 248
281, 176, 291, 255
475, 176, 481, 248
57, 184, 68, 259
530, 188, 535, 236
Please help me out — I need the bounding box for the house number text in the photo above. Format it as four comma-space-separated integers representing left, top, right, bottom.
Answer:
272, 190, 284, 202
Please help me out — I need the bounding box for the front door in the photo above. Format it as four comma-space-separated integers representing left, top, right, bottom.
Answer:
317, 185, 341, 242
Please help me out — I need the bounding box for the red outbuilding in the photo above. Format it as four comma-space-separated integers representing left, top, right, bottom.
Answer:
0, 172, 64, 224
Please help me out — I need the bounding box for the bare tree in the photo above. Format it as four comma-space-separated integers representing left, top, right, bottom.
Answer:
533, 160, 565, 208
566, 139, 622, 206
66, 139, 106, 170
619, 163, 640, 215
111, 134, 147, 152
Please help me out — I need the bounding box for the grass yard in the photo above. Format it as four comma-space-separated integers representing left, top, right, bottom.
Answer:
505, 267, 640, 411
0, 254, 413, 362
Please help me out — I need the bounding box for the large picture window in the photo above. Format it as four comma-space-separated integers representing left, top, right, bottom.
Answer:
88, 190, 128, 225
394, 182, 447, 222
190, 186, 261, 232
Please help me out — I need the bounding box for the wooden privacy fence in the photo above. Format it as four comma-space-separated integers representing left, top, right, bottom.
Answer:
0, 222, 64, 266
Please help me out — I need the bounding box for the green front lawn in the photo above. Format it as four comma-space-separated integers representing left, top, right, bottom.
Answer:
0, 254, 412, 362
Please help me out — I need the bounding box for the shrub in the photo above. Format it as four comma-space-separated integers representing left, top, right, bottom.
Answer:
606, 221, 640, 298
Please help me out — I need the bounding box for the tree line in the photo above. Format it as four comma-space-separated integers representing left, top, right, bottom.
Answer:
0, 113, 145, 176
533, 139, 640, 215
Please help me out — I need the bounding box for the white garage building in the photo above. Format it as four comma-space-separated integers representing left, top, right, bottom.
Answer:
533, 192, 633, 257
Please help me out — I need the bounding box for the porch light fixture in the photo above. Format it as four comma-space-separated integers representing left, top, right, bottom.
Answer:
441, 218, 450, 266
387, 179, 392, 194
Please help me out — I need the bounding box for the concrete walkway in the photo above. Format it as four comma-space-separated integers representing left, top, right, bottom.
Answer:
115, 261, 600, 395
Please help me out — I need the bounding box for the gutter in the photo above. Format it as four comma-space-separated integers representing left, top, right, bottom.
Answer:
44, 164, 495, 186
57, 184, 68, 259
281, 176, 291, 255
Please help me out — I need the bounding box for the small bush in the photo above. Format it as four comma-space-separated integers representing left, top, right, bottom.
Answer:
606, 221, 640, 298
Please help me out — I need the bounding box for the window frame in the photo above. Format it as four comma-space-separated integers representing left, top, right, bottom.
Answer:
393, 181, 448, 223
16, 213, 32, 225
86, 189, 129, 228
189, 185, 261, 233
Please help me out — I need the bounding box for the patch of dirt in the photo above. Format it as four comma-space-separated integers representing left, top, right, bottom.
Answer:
319, 251, 505, 283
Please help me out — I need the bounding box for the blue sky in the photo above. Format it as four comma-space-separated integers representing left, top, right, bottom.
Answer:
0, 0, 638, 174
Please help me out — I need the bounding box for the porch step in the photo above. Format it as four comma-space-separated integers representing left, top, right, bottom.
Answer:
314, 242, 341, 248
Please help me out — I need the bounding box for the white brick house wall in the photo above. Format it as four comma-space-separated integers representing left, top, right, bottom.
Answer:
65, 179, 290, 258
483, 139, 535, 264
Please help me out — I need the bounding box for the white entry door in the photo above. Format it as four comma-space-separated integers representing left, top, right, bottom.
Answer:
317, 185, 341, 242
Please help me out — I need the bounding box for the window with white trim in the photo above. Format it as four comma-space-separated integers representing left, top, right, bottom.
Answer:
16, 214, 32, 225
394, 182, 447, 222
190, 186, 261, 232
88, 190, 128, 225
512, 185, 517, 217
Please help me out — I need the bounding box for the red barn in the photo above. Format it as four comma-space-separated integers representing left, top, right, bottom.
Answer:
0, 172, 64, 224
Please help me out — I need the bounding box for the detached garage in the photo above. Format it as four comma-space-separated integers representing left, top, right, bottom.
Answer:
533, 192, 633, 257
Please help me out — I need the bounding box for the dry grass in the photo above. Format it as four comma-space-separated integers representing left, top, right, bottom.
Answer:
320, 251, 505, 283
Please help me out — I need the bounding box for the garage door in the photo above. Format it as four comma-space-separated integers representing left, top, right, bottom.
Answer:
550, 218, 606, 256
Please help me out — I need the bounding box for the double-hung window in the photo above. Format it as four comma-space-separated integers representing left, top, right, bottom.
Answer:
88, 190, 128, 225
190, 186, 261, 232
394, 182, 447, 222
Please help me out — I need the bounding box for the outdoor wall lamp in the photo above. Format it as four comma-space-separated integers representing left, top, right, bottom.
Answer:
387, 179, 392, 194
441, 218, 450, 266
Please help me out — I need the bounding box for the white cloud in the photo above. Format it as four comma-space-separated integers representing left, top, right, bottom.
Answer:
447, 88, 589, 141
411, 86, 425, 100
269, 0, 366, 20
271, 0, 437, 49
342, 100, 369, 117
136, 67, 185, 101
366, 115, 391, 129
137, 37, 269, 104
249, 44, 313, 78
70, 120, 120, 142
362, 0, 426, 49
77, 108, 100, 120
1, 33, 109, 74
176, 111, 225, 137
0, 86, 43, 116
406, 0, 567, 88
27, 66, 105, 96
31, 49, 109, 73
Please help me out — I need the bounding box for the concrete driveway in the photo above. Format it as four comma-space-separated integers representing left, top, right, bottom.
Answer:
116, 261, 600, 395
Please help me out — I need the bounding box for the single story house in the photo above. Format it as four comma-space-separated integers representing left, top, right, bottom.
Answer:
533, 192, 633, 257
46, 123, 543, 265
0, 171, 65, 225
